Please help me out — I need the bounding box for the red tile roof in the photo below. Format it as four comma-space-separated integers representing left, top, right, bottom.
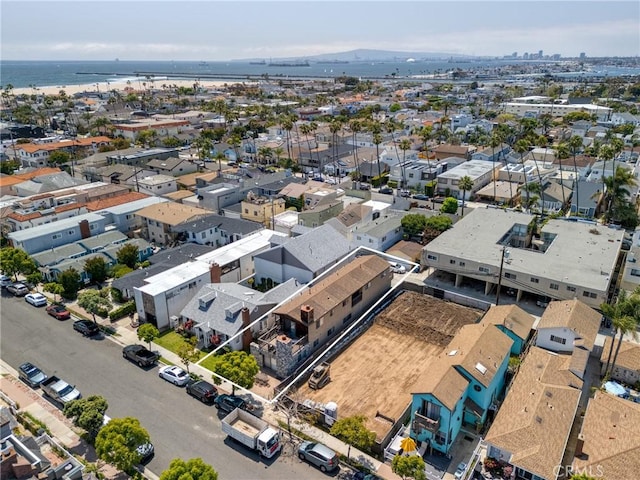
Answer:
85, 191, 149, 211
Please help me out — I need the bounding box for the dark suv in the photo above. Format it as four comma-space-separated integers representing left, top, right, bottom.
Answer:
214, 394, 246, 413
186, 380, 218, 404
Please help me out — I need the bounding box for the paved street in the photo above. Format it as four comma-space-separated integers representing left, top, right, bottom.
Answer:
0, 291, 329, 480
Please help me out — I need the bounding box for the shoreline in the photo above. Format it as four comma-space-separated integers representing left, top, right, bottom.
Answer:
11, 78, 246, 97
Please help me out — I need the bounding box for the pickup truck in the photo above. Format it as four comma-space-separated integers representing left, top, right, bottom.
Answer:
40, 376, 81, 405
122, 344, 159, 367
221, 408, 281, 458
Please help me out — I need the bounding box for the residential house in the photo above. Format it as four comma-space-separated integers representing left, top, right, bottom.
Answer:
5, 202, 88, 232
471, 143, 511, 163
535, 299, 601, 355
572, 391, 640, 480
135, 201, 210, 246
107, 147, 181, 167
197, 182, 243, 213
180, 279, 301, 350
610, 112, 640, 126
570, 181, 601, 217
350, 212, 407, 252
0, 167, 62, 196
7, 212, 108, 254
111, 119, 189, 141
87, 194, 168, 234
620, 227, 640, 292
134, 229, 286, 329
389, 159, 458, 192
428, 144, 473, 161
481, 304, 535, 355
241, 192, 286, 227
422, 209, 623, 309
501, 102, 612, 120
172, 214, 263, 246
13, 136, 111, 168
537, 181, 572, 212
484, 346, 583, 480
11, 171, 88, 197
251, 254, 392, 378
601, 337, 640, 385
253, 224, 353, 285
146, 157, 198, 176
135, 174, 178, 196
410, 320, 513, 455
436, 160, 497, 199
298, 201, 344, 228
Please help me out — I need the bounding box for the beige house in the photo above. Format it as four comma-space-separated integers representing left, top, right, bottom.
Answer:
601, 337, 640, 385
572, 391, 640, 480
135, 202, 210, 245
241, 193, 286, 227
252, 254, 392, 378
485, 346, 584, 480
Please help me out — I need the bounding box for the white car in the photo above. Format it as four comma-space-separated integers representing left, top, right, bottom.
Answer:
454, 462, 467, 480
25, 293, 48, 307
388, 262, 407, 274
0, 275, 11, 288
158, 365, 189, 386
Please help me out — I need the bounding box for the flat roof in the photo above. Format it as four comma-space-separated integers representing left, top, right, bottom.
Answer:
425, 208, 623, 292
438, 160, 495, 180
8, 212, 105, 242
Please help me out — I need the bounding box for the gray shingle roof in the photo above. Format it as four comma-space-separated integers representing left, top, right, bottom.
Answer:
172, 214, 264, 236
147, 243, 216, 265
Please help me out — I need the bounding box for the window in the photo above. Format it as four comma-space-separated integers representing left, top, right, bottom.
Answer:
459, 261, 465, 267
327, 327, 335, 337
582, 290, 592, 297
566, 285, 576, 292
254, 211, 258, 216
343, 313, 352, 324
342, 300, 347, 307
550, 283, 559, 290
504, 272, 516, 279
530, 277, 539, 284
244, 209, 249, 214
351, 288, 363, 307
479, 266, 489, 273
450, 259, 456, 265
427, 254, 437, 261
357, 236, 362, 240
313, 339, 319, 348
68, 230, 75, 235
52, 233, 62, 240
550, 335, 566, 345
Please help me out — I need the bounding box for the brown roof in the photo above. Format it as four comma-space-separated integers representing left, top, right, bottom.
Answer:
572, 391, 640, 480
334, 203, 372, 227
163, 190, 196, 201
485, 346, 583, 480
0, 167, 62, 187
537, 299, 601, 351
274, 255, 390, 322
386, 240, 424, 263
411, 354, 469, 411
7, 202, 84, 222
174, 172, 200, 188
17, 137, 111, 153
449, 323, 513, 387
85, 191, 149, 211
135, 201, 210, 226
481, 304, 535, 341
602, 337, 640, 373
430, 144, 471, 155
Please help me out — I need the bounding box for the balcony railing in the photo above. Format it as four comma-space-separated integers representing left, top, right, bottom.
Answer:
413, 411, 440, 433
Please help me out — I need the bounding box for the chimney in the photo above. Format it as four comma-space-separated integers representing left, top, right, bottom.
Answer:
241, 307, 252, 350
210, 263, 221, 283
574, 434, 585, 457
300, 304, 314, 324
79, 219, 91, 239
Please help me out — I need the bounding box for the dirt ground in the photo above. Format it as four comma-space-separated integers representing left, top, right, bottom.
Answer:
298, 291, 483, 442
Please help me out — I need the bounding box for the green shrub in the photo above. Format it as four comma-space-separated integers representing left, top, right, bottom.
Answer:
96, 308, 109, 319
111, 287, 124, 304
111, 264, 133, 278
108, 301, 136, 321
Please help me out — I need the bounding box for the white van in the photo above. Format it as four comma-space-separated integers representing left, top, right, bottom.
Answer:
388, 262, 406, 274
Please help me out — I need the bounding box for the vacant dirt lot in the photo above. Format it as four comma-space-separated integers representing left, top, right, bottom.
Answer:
298, 292, 482, 442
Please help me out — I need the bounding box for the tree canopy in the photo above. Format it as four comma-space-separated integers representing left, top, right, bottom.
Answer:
392, 454, 427, 480
63, 395, 108, 440
95, 417, 150, 474
0, 247, 36, 281
137, 323, 159, 349
48, 150, 71, 165
401, 213, 428, 237
441, 197, 459, 214
329, 415, 376, 458
208, 351, 259, 394
77, 289, 112, 322
58, 267, 81, 300
159, 458, 218, 480
116, 244, 139, 269
84, 256, 109, 284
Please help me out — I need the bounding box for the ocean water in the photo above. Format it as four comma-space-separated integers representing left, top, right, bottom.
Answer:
1, 59, 639, 90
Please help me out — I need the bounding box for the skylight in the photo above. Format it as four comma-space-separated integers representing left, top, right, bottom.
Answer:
475, 362, 488, 375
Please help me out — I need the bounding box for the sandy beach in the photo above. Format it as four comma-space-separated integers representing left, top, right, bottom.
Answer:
12, 78, 244, 97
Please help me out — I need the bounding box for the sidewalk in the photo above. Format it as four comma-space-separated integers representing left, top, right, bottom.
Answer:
32, 293, 398, 478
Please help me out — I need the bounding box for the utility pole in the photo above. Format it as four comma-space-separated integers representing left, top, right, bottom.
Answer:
496, 246, 508, 306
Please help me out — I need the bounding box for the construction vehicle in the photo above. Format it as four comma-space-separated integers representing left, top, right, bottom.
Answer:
221, 408, 281, 458
308, 362, 331, 389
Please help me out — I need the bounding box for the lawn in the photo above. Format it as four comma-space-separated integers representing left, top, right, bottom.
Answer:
154, 331, 206, 360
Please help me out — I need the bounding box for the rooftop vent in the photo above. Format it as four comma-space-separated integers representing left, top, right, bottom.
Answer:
475, 363, 487, 375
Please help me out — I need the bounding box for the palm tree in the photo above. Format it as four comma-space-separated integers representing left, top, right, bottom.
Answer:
601, 291, 639, 377
329, 118, 343, 178
399, 138, 412, 193
555, 142, 569, 208
515, 139, 530, 209
598, 144, 615, 217
349, 119, 363, 180
459, 176, 473, 217
569, 135, 583, 215
489, 132, 503, 203
604, 166, 637, 221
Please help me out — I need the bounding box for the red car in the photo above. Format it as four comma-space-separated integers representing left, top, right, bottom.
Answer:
46, 304, 70, 320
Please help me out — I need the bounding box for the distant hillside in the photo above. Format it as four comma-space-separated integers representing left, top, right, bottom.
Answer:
234, 49, 476, 63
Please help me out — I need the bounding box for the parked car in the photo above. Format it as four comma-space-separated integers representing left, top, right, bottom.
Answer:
136, 442, 154, 464
412, 194, 429, 201
455, 462, 467, 480
379, 187, 393, 194
46, 304, 71, 320
400, 189, 411, 197
158, 365, 189, 386
25, 292, 47, 307
0, 275, 12, 288
18, 362, 47, 388
388, 262, 407, 274
7, 283, 29, 297
186, 380, 218, 404
122, 344, 160, 367
297, 441, 339, 473
359, 183, 371, 190
73, 319, 100, 337
214, 394, 247, 413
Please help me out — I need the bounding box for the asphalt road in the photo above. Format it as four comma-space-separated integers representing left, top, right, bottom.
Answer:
0, 291, 331, 480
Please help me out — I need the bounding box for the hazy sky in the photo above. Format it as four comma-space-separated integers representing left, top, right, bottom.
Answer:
2, 1, 638, 61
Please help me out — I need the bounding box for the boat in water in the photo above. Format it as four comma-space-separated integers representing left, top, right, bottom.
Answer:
268, 60, 310, 67
249, 60, 266, 65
